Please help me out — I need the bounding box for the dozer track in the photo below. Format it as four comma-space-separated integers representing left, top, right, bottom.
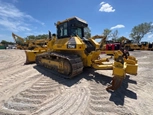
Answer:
36, 52, 84, 78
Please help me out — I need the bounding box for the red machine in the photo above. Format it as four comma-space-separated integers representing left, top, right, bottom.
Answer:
103, 41, 130, 58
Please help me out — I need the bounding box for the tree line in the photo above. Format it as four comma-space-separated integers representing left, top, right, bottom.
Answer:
24, 34, 48, 40
0, 34, 48, 46
101, 22, 153, 43
85, 22, 153, 43
1, 21, 153, 45
0, 40, 15, 46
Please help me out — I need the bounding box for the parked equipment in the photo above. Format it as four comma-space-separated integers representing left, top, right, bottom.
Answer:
25, 17, 138, 91
139, 41, 153, 50
89, 35, 130, 58
120, 36, 140, 51
12, 33, 48, 50
103, 41, 127, 55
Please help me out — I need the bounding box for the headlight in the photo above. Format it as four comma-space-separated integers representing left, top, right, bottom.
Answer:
67, 44, 76, 49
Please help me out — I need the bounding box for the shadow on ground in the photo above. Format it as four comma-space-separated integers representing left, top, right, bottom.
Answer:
33, 65, 137, 105
33, 65, 112, 87
108, 75, 137, 105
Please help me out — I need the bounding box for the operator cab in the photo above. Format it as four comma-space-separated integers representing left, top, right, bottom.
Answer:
56, 17, 95, 53
56, 17, 87, 39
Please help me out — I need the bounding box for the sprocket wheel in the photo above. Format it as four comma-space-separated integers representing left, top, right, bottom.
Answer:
63, 59, 72, 76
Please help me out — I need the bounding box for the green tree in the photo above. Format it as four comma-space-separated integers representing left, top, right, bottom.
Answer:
84, 27, 91, 39
36, 34, 48, 39
116, 36, 124, 42
8, 41, 15, 45
1, 40, 8, 45
1, 40, 15, 46
25, 34, 48, 40
130, 22, 153, 43
102, 28, 112, 39
26, 35, 36, 40
111, 30, 119, 41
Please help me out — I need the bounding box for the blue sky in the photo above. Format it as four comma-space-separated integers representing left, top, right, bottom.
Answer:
0, 0, 153, 42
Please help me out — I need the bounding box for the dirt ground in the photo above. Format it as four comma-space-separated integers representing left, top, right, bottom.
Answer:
0, 49, 153, 115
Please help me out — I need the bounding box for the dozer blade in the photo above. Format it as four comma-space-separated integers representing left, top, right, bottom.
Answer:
25, 50, 47, 64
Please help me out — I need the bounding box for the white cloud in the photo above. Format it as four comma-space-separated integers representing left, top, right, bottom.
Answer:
100, 2, 105, 5
110, 24, 125, 30
146, 31, 153, 39
99, 2, 115, 12
0, 1, 44, 32
148, 34, 153, 38
147, 32, 152, 34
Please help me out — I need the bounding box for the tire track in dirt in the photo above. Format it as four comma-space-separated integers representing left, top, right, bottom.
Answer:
86, 81, 136, 115
131, 51, 153, 115
127, 54, 153, 115
0, 61, 25, 71
0, 50, 12, 59
130, 51, 153, 92
0, 64, 90, 115
85, 81, 117, 115
0, 75, 43, 115
0, 49, 152, 115
31, 86, 89, 115
125, 51, 153, 92
0, 71, 43, 102
0, 64, 32, 79
0, 50, 25, 70
0, 54, 24, 68
0, 77, 68, 115
0, 67, 38, 88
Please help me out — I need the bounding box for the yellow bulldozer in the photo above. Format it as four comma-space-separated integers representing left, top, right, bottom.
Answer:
25, 16, 138, 91
12, 33, 49, 50
139, 41, 153, 50
120, 36, 140, 51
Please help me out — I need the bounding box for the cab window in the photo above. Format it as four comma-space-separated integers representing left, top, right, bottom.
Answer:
58, 22, 68, 38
